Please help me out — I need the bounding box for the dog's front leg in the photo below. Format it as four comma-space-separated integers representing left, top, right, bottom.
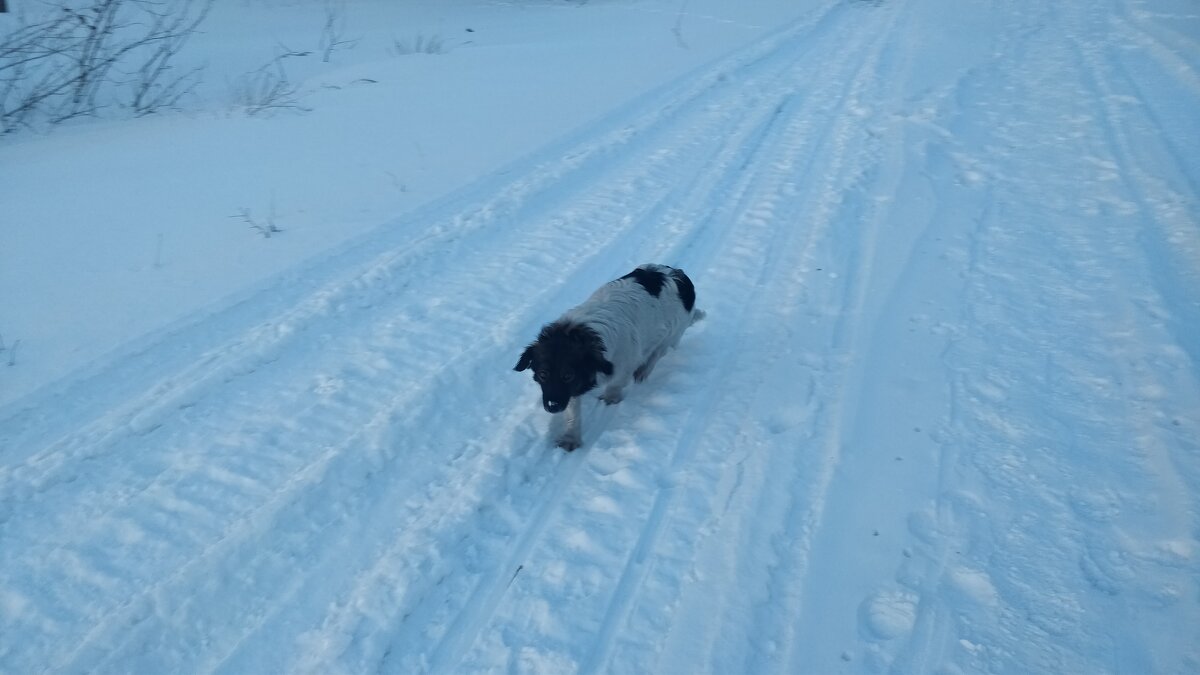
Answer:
556, 397, 583, 451
600, 373, 631, 405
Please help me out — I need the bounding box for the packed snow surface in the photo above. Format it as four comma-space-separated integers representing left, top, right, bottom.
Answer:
2, 0, 1199, 673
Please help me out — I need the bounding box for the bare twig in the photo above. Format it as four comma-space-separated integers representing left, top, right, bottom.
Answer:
385, 170, 407, 193
153, 232, 164, 268
318, 0, 358, 63
672, 0, 690, 50
231, 202, 282, 238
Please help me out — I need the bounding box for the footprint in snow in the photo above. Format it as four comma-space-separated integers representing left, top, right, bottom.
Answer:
858, 589, 918, 641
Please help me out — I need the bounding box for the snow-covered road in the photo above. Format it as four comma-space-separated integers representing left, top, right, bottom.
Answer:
2, 0, 1198, 672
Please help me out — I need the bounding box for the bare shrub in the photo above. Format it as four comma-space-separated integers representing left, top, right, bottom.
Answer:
232, 44, 312, 116
0, 0, 212, 134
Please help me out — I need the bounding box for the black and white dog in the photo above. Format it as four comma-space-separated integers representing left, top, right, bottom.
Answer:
515, 264, 705, 450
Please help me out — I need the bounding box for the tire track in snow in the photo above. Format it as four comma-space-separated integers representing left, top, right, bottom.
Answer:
728, 6, 906, 673
1111, 13, 1200, 99
1111, 0, 1200, 89
1105, 0, 1200, 212
588, 5, 904, 674
1086, 0, 1200, 376
433, 3, 902, 672
384, 7, 888, 673
887, 8, 1064, 671
863, 5, 1087, 669
1066, 2, 1200, 516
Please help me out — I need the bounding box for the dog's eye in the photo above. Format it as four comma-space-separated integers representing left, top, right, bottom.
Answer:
534, 371, 547, 382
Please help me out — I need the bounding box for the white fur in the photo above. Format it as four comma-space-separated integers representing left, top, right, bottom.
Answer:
555, 264, 703, 449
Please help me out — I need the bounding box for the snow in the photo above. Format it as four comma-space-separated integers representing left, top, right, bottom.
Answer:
1, 0, 1199, 673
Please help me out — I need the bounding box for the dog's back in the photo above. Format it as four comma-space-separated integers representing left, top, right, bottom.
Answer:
565, 264, 701, 372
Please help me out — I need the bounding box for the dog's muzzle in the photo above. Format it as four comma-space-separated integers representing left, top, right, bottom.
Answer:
543, 399, 567, 414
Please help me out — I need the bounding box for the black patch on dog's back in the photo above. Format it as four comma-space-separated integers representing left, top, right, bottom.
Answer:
669, 268, 696, 312
621, 267, 666, 297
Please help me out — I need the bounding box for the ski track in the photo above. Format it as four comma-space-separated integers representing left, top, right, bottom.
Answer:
2, 0, 1199, 673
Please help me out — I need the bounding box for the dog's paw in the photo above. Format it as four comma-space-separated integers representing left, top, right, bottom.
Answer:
633, 364, 652, 383
600, 388, 625, 405
556, 433, 582, 451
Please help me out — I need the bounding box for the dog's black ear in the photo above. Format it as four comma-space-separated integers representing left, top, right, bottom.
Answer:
514, 344, 536, 372
594, 357, 614, 376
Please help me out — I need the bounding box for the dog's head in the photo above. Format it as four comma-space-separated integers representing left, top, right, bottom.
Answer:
514, 321, 613, 413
